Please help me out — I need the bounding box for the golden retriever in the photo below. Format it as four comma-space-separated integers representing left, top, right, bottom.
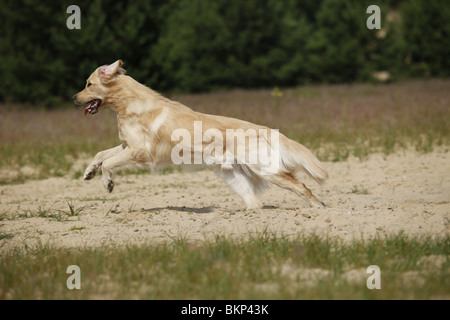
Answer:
73, 60, 328, 209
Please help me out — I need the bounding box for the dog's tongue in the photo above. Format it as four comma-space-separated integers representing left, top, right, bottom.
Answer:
84, 106, 90, 116
84, 101, 94, 116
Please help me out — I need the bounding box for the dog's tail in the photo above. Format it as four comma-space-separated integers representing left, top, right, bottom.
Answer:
281, 138, 329, 184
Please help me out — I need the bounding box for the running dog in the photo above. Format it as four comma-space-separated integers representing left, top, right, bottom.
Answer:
73, 60, 328, 209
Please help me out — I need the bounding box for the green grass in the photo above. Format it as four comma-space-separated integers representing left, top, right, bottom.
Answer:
0, 233, 14, 240
62, 201, 87, 217
351, 185, 369, 195
0, 202, 86, 222
0, 233, 448, 299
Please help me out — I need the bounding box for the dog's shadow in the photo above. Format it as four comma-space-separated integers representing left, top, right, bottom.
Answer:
142, 206, 216, 214
140, 204, 278, 214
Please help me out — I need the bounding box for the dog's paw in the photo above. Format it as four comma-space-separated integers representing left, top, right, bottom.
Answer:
83, 166, 97, 180
83, 170, 96, 181
107, 181, 114, 193
103, 179, 115, 193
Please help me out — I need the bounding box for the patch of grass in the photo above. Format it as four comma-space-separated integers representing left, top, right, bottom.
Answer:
73, 170, 83, 180
0, 108, 119, 184
21, 205, 55, 219
351, 185, 369, 195
161, 166, 175, 175
0, 233, 448, 299
1, 202, 87, 222
0, 233, 14, 240
331, 146, 350, 162
59, 201, 87, 218
0, 173, 27, 186
70, 226, 85, 232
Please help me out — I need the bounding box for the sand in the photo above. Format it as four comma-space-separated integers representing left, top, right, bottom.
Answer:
0, 148, 448, 252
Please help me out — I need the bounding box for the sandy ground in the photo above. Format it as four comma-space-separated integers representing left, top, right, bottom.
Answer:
0, 148, 449, 252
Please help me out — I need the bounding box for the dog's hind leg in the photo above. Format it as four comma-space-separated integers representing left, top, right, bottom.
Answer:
268, 172, 325, 208
213, 166, 263, 210
84, 143, 126, 180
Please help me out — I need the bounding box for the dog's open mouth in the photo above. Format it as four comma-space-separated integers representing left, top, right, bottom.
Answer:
84, 99, 102, 116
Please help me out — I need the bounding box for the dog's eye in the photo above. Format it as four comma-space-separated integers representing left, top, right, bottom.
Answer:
87, 82, 92, 87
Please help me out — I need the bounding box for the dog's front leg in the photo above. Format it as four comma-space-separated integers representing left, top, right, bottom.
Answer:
84, 143, 126, 180
101, 147, 138, 193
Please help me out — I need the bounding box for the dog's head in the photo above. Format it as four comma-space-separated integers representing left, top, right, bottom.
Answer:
73, 60, 126, 115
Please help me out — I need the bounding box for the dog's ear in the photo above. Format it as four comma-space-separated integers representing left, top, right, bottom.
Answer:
99, 60, 126, 81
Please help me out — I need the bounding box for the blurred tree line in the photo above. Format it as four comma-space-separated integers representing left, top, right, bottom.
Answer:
0, 0, 449, 106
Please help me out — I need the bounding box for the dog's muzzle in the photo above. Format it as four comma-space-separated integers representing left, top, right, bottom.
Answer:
72, 94, 102, 116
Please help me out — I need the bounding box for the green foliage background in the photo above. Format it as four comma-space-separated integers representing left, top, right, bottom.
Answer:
0, 0, 449, 105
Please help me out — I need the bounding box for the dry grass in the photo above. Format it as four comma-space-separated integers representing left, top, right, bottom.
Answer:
0, 80, 449, 184
0, 107, 118, 183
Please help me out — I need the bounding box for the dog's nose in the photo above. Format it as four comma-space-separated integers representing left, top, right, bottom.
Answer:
72, 94, 77, 101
